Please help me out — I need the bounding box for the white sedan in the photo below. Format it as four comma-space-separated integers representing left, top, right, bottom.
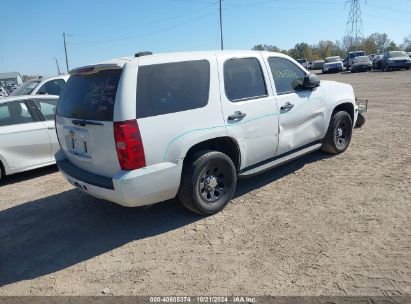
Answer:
0, 95, 59, 181
9, 75, 69, 97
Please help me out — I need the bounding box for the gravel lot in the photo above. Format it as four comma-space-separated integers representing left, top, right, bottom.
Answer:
0, 70, 410, 296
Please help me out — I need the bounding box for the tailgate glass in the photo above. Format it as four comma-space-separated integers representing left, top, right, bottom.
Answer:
57, 69, 122, 121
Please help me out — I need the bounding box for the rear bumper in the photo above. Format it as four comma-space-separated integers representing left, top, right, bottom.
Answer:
56, 150, 182, 207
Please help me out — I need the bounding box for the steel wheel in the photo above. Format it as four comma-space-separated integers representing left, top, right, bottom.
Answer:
334, 119, 349, 149
198, 162, 230, 204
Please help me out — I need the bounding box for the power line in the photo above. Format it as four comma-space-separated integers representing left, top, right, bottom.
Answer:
69, 8, 217, 45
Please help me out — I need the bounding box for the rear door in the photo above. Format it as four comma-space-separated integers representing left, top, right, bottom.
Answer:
0, 100, 52, 169
263, 55, 326, 156
55, 69, 122, 177
30, 97, 60, 157
217, 53, 279, 169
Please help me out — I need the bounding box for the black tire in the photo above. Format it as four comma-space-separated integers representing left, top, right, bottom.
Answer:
0, 162, 4, 184
406, 67, 410, 70
355, 113, 366, 128
322, 111, 353, 155
178, 150, 237, 215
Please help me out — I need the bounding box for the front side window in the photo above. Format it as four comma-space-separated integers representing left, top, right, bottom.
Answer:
136, 60, 210, 118
224, 58, 267, 102
0, 101, 34, 126
268, 57, 305, 95
36, 79, 66, 95
32, 98, 58, 120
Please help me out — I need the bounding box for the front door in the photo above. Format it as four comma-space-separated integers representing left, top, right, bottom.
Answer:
217, 53, 279, 170
0, 100, 52, 170
263, 55, 326, 156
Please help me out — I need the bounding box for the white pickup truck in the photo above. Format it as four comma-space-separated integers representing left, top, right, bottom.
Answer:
55, 51, 363, 215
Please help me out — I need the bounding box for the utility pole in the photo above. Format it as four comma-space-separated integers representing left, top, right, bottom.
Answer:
63, 32, 70, 73
219, 0, 224, 50
54, 57, 61, 75
345, 0, 364, 50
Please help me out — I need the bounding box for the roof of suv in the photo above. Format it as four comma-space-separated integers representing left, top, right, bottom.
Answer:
70, 50, 290, 74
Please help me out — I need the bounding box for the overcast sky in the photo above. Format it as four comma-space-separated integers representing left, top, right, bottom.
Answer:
1, 0, 410, 76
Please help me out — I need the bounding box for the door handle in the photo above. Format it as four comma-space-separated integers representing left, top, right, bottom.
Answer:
280, 102, 294, 111
228, 111, 247, 121
47, 126, 56, 130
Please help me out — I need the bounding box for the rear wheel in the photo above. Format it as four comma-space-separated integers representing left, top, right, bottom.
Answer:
178, 150, 237, 215
322, 111, 353, 155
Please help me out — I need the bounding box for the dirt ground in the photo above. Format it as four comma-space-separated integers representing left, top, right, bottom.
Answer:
0, 70, 410, 296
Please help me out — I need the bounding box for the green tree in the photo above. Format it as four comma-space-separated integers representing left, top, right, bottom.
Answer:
252, 44, 280, 52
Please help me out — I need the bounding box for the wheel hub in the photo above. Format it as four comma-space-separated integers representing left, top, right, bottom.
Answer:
205, 175, 218, 191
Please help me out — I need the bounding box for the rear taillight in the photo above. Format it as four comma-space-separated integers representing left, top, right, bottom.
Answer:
113, 120, 146, 170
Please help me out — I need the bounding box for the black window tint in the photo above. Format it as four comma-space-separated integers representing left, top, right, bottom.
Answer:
224, 58, 267, 102
136, 60, 210, 118
37, 79, 66, 96
32, 98, 58, 120
0, 101, 34, 126
57, 70, 121, 121
268, 57, 305, 95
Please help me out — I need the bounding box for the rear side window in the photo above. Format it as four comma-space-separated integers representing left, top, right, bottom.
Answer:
224, 58, 267, 102
0, 101, 34, 126
36, 79, 66, 96
136, 60, 210, 118
32, 98, 58, 120
57, 70, 121, 121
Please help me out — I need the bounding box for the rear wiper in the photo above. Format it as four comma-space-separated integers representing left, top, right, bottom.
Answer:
72, 119, 103, 127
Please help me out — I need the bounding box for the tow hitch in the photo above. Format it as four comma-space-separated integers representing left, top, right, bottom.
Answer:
355, 98, 367, 128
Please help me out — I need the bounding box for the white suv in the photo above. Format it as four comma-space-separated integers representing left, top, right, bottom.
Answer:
55, 51, 361, 215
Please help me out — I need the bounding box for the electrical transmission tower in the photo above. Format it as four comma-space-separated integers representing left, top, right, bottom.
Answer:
345, 0, 364, 50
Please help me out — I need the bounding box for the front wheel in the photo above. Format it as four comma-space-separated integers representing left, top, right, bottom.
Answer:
178, 150, 237, 215
322, 111, 353, 155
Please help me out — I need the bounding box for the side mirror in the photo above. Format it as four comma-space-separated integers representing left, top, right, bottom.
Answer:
303, 74, 320, 89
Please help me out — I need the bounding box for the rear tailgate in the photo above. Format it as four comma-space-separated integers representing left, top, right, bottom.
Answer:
56, 68, 122, 177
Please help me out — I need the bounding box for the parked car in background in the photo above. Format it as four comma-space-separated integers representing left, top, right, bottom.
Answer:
372, 54, 383, 70
351, 56, 373, 73
322, 56, 343, 73
296, 58, 308, 68
0, 95, 59, 182
311, 60, 325, 70
345, 51, 365, 70
10, 75, 69, 97
381, 51, 411, 71
0, 87, 7, 98
55, 50, 361, 215
368, 54, 376, 62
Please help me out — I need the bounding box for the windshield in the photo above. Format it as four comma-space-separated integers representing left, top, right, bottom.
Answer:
10, 80, 41, 96
355, 56, 369, 62
57, 69, 122, 121
297, 59, 307, 63
349, 51, 365, 58
325, 57, 340, 63
389, 51, 407, 58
